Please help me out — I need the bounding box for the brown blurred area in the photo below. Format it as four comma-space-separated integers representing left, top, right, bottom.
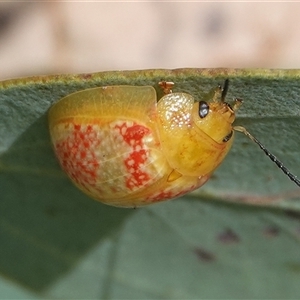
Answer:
1, 2, 300, 80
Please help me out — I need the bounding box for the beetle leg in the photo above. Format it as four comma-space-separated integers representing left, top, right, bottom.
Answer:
159, 81, 174, 94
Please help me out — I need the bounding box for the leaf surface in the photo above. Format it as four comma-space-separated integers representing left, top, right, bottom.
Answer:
1, 69, 300, 298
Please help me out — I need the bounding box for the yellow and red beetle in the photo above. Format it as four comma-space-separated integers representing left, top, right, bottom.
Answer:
48, 79, 300, 207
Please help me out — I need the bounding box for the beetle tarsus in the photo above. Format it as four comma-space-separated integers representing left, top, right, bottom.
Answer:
232, 98, 243, 111
159, 81, 174, 94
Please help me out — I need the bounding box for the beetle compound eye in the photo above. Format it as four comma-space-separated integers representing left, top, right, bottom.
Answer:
199, 101, 209, 118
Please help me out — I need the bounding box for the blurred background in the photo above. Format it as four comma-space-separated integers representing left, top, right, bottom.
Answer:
1, 1, 300, 80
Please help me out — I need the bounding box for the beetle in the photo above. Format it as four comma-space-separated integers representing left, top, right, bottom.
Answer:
48, 79, 300, 207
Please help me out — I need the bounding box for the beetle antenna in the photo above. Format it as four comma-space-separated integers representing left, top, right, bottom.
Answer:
234, 126, 300, 187
221, 79, 229, 102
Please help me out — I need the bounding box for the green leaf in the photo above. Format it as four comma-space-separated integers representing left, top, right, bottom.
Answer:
1, 69, 300, 298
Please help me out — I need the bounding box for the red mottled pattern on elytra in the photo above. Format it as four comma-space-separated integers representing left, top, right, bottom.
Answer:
145, 174, 210, 204
55, 124, 101, 192
114, 122, 152, 191
147, 184, 197, 203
